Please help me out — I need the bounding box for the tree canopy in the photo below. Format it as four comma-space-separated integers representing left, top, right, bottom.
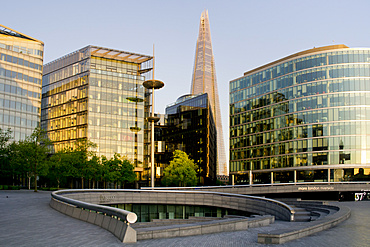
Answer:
0, 127, 136, 190
162, 150, 198, 187
0, 128, 12, 183
9, 128, 51, 191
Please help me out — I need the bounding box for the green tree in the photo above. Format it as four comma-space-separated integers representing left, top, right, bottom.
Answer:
48, 148, 76, 189
116, 154, 136, 188
10, 128, 51, 192
162, 150, 198, 187
0, 128, 12, 183
85, 154, 101, 189
102, 155, 120, 188
67, 139, 97, 189
101, 153, 136, 188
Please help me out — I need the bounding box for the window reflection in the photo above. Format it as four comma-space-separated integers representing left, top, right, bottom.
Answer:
230, 47, 370, 183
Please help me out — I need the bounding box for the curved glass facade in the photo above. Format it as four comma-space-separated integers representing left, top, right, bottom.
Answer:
230, 45, 370, 184
0, 24, 43, 141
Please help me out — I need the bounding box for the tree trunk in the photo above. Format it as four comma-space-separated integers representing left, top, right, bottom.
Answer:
28, 176, 31, 190
34, 173, 38, 192
81, 177, 84, 189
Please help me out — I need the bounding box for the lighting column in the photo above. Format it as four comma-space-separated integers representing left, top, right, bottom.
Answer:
143, 79, 164, 188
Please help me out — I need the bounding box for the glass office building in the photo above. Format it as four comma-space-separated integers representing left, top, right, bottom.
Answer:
230, 45, 370, 184
0, 24, 43, 140
165, 93, 217, 184
41, 46, 152, 174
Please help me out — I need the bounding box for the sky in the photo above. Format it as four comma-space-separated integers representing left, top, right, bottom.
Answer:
3, 0, 370, 164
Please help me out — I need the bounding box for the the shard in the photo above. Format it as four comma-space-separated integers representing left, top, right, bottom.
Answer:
191, 10, 227, 175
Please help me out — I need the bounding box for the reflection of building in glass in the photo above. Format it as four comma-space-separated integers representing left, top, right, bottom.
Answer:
163, 93, 217, 185
41, 46, 152, 177
191, 10, 227, 175
0, 24, 44, 140
230, 45, 370, 184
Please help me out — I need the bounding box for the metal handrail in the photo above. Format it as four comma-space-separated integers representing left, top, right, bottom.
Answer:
141, 181, 370, 190
52, 189, 295, 221
52, 189, 137, 224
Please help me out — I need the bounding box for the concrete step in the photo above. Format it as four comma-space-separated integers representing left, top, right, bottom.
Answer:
290, 206, 312, 222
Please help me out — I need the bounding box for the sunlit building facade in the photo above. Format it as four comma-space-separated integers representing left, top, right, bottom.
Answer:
0, 24, 43, 140
165, 93, 217, 184
230, 45, 370, 184
41, 46, 152, 174
191, 10, 227, 175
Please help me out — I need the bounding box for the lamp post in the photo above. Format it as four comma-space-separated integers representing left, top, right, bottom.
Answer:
143, 52, 164, 187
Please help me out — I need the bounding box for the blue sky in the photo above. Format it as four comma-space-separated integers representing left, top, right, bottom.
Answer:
3, 0, 370, 163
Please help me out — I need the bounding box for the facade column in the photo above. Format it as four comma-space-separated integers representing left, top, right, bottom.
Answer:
328, 168, 331, 183
232, 174, 235, 186
249, 170, 253, 185
270, 171, 274, 184
294, 170, 297, 184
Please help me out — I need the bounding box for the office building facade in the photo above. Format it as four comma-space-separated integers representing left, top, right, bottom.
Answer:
230, 45, 370, 184
0, 24, 44, 140
165, 93, 217, 184
41, 46, 152, 175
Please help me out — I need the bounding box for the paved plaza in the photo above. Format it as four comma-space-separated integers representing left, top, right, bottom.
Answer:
0, 190, 369, 247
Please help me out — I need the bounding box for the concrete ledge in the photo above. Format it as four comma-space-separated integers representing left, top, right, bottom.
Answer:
137, 215, 274, 240
108, 218, 118, 233
65, 204, 74, 216
114, 221, 125, 239
71, 208, 82, 219
94, 213, 104, 227
50, 198, 137, 243
79, 209, 89, 221
87, 211, 96, 224
179, 225, 202, 236
102, 215, 111, 230
59, 203, 68, 214
257, 205, 351, 244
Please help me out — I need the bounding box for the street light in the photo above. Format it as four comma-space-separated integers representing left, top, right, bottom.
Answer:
143, 54, 164, 188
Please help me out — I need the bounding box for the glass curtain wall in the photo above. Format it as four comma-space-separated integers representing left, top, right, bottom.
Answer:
165, 93, 217, 185
88, 56, 145, 163
0, 25, 43, 140
42, 46, 152, 176
230, 45, 370, 184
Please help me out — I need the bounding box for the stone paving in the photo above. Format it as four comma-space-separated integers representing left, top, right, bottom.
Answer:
0, 190, 121, 247
0, 190, 369, 247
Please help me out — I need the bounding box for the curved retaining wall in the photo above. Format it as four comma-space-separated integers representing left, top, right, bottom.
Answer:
49, 197, 136, 243
56, 189, 295, 221
50, 189, 295, 243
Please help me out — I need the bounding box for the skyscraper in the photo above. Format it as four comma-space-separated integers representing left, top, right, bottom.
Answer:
191, 10, 227, 175
0, 24, 44, 141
